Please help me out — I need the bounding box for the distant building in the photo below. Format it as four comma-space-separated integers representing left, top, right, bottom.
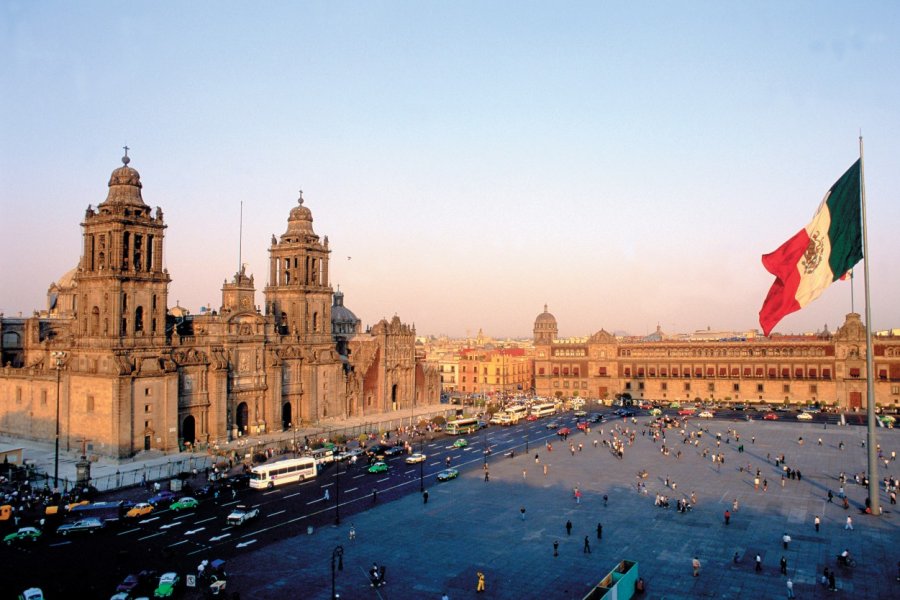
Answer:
532, 306, 900, 410
0, 154, 438, 457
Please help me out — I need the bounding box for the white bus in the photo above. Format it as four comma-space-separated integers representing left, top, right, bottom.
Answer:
445, 417, 480, 435
505, 405, 528, 423
250, 457, 317, 489
529, 402, 557, 418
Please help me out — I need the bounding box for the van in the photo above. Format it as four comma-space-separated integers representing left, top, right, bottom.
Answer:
309, 448, 335, 466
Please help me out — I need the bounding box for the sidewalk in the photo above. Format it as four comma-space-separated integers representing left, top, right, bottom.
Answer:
1, 402, 455, 491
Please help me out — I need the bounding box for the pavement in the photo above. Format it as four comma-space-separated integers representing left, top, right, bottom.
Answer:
222, 416, 899, 599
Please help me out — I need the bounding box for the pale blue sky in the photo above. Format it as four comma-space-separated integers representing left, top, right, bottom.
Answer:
2, 2, 898, 338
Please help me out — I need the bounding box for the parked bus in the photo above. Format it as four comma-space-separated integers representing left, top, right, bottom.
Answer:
505, 405, 528, 423
250, 457, 317, 489
529, 402, 557, 418
445, 417, 480, 435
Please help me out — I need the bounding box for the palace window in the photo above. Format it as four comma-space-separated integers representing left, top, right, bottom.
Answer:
707, 383, 715, 392
757, 384, 764, 393
809, 384, 818, 394
849, 368, 860, 378
684, 383, 691, 391
87, 395, 95, 413
661, 382, 668, 391
782, 385, 790, 394
823, 369, 831, 379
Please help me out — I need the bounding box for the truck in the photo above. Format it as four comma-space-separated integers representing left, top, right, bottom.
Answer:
226, 505, 260, 526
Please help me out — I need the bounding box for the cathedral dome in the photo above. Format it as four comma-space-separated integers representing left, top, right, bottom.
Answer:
102, 152, 146, 207
331, 290, 360, 335
281, 191, 317, 241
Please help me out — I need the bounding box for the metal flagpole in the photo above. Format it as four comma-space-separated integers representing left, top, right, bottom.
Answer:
859, 135, 880, 516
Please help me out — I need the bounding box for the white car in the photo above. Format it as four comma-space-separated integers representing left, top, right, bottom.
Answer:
226, 505, 260, 526
405, 453, 427, 464
797, 412, 814, 420
698, 411, 715, 418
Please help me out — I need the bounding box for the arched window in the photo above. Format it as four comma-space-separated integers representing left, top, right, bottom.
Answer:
312, 311, 318, 332
91, 306, 100, 335
135, 306, 144, 332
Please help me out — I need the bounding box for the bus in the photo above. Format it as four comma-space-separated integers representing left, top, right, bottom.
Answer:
445, 417, 480, 435
68, 501, 127, 525
250, 457, 317, 489
505, 405, 528, 424
529, 402, 557, 418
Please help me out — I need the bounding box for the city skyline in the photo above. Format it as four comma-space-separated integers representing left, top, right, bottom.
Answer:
2, 3, 899, 338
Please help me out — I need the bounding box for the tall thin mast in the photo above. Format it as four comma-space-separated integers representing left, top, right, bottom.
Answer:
859, 135, 879, 515
238, 200, 244, 275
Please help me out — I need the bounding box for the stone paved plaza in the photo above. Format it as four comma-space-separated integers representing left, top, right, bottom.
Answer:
229, 417, 899, 599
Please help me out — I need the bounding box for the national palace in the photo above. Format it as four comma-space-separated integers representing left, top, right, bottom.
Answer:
0, 153, 439, 458
433, 307, 900, 413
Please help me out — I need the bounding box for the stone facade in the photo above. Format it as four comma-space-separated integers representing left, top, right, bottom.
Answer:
0, 155, 438, 457
532, 306, 900, 410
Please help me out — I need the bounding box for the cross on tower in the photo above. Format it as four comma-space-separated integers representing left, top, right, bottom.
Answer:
75, 436, 92, 459
123, 145, 129, 157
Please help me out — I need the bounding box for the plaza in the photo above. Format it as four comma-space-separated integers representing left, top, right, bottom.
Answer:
228, 416, 898, 599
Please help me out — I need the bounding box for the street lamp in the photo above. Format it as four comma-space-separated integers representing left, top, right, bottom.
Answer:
332, 446, 341, 525
51, 351, 66, 488
331, 545, 344, 599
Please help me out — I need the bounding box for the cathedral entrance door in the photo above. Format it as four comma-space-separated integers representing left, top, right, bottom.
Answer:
282, 402, 292, 430
236, 402, 249, 436
849, 391, 862, 410
182, 415, 196, 449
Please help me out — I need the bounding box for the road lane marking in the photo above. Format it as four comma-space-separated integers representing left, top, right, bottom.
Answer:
139, 517, 159, 524
138, 532, 164, 541
169, 539, 189, 547
344, 487, 358, 493
268, 510, 286, 517
195, 516, 217, 524
284, 492, 301, 499
306, 498, 324, 505
377, 477, 390, 483
117, 528, 141, 536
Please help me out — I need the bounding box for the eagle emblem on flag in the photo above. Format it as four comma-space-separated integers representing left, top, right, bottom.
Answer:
801, 231, 824, 275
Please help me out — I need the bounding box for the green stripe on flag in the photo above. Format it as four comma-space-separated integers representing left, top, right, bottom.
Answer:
825, 159, 863, 282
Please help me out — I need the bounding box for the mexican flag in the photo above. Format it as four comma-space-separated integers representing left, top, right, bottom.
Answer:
759, 159, 862, 336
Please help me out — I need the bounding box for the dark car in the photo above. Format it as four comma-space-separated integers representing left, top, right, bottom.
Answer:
193, 483, 218, 498
116, 570, 156, 594
382, 446, 404, 457
223, 473, 251, 489
365, 444, 391, 458
588, 413, 605, 423
57, 517, 105, 535
545, 421, 560, 429
147, 490, 176, 507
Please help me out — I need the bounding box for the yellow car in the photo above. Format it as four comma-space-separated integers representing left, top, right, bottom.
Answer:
126, 502, 155, 518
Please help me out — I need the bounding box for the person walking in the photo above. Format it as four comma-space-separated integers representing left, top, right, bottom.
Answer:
828, 570, 836, 591
755, 554, 763, 572
484, 470, 490, 482
596, 522, 603, 540
476, 571, 485, 593
583, 536, 591, 553
782, 533, 791, 549
845, 515, 853, 530
692, 556, 701, 577
324, 488, 330, 501
566, 520, 573, 536
732, 498, 739, 512
787, 578, 795, 599
520, 506, 526, 521
780, 556, 787, 575
814, 515, 820, 532
553, 540, 559, 557
423, 490, 429, 504
724, 510, 731, 525
349, 525, 356, 541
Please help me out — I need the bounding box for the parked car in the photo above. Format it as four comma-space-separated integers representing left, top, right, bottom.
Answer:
677, 408, 696, 416
405, 453, 427, 464
367, 461, 389, 474
148, 490, 176, 507
170, 497, 199, 511
763, 412, 779, 421
4, 527, 42, 545
116, 570, 156, 594
154, 572, 181, 598
796, 412, 814, 421
57, 518, 105, 535
698, 411, 715, 419
437, 468, 459, 481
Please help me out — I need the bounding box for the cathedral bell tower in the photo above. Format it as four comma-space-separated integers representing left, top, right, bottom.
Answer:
73, 151, 170, 347
264, 191, 332, 343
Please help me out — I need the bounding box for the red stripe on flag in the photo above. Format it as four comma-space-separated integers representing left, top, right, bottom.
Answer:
759, 228, 811, 336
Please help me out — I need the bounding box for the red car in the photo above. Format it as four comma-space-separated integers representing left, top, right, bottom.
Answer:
557, 427, 572, 437
576, 421, 588, 431
525, 414, 539, 422
677, 408, 695, 416
763, 412, 779, 420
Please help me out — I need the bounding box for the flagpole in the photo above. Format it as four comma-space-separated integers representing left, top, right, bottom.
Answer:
859, 135, 880, 516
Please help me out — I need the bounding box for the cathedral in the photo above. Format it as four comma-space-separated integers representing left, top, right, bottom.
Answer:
0, 153, 439, 458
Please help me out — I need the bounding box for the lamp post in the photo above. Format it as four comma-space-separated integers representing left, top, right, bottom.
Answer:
51, 351, 66, 488
332, 446, 341, 525
331, 545, 344, 599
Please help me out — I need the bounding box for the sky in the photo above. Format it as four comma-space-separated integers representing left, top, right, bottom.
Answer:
2, 2, 899, 339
